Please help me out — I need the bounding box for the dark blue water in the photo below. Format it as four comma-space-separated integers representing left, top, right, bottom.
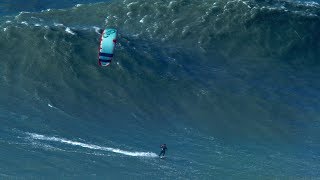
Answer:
1, 0, 320, 178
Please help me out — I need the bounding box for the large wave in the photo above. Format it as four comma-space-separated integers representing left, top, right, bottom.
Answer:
3, 0, 319, 62
0, 0, 319, 138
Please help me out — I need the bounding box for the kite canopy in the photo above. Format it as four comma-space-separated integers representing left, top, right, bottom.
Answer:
98, 28, 117, 66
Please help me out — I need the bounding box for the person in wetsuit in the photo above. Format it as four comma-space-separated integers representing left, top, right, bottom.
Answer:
159, 144, 167, 157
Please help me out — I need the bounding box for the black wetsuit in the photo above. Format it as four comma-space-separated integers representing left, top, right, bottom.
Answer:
159, 145, 167, 157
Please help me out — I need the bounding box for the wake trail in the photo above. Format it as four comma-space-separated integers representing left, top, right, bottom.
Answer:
26, 132, 158, 158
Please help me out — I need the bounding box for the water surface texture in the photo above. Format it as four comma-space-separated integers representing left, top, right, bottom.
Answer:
0, 0, 320, 179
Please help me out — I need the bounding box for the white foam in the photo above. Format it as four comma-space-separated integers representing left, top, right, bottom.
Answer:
139, 17, 145, 23
15, 11, 28, 19
305, 1, 319, 7
34, 23, 41, 27
54, 23, 64, 27
127, 2, 138, 8
3, 28, 7, 32
182, 25, 190, 36
75, 4, 83, 7
47, 103, 60, 110
168, 1, 176, 8
65, 27, 76, 35
18, 11, 30, 15
5, 21, 11, 24
27, 133, 158, 157
93, 26, 101, 34
21, 21, 28, 25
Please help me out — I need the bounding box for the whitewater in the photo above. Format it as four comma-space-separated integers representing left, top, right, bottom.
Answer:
27, 132, 158, 157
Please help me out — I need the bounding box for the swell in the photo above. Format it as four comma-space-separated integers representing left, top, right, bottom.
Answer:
0, 20, 207, 128
2, 0, 320, 62
0, 0, 319, 139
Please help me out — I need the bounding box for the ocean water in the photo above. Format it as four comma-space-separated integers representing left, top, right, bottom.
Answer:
0, 0, 320, 179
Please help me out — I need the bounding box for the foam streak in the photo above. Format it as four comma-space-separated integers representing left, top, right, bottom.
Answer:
27, 133, 157, 157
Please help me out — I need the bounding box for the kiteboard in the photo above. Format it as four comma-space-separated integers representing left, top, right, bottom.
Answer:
98, 28, 117, 66
160, 156, 166, 159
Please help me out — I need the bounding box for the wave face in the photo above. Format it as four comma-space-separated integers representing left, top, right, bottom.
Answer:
7, 0, 318, 62
1, 0, 320, 179
4, 0, 319, 62
102, 0, 320, 62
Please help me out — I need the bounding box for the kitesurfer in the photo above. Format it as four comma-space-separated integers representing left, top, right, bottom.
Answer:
159, 144, 167, 157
